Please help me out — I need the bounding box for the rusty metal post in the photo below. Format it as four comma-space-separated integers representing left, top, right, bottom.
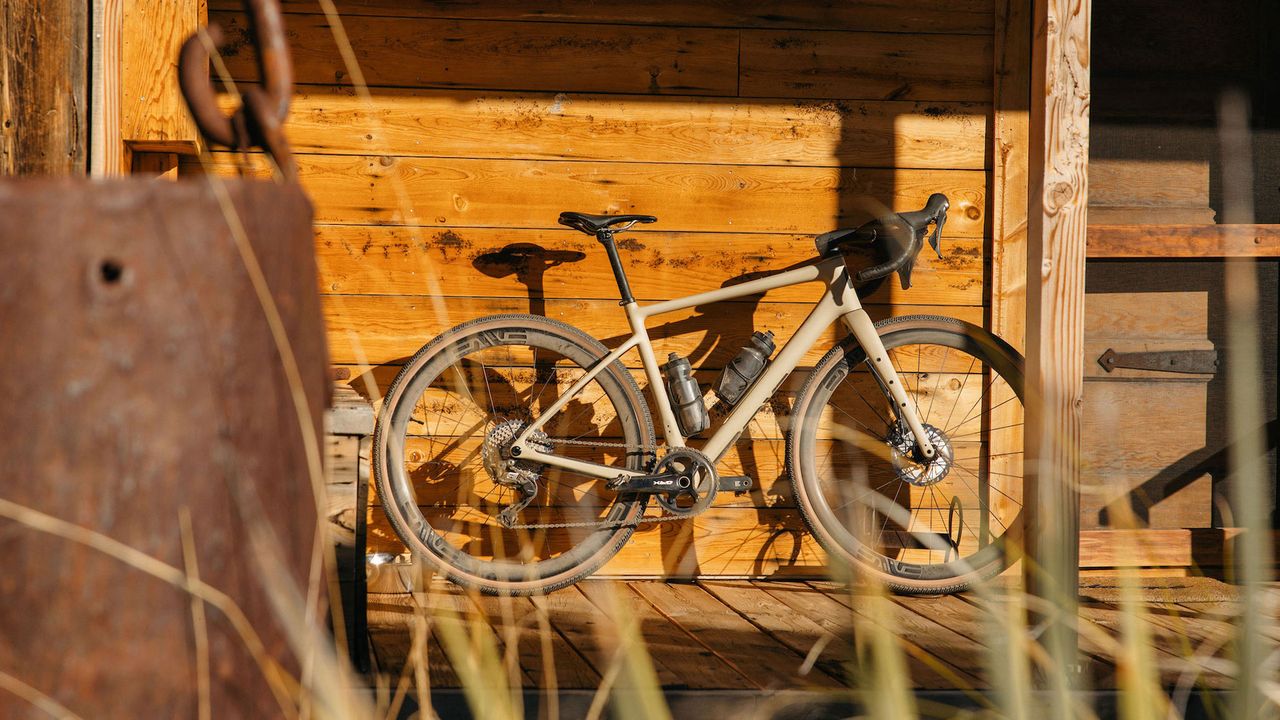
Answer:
0, 177, 329, 717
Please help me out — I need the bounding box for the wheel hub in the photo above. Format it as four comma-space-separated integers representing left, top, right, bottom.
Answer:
888, 422, 954, 487
482, 419, 550, 486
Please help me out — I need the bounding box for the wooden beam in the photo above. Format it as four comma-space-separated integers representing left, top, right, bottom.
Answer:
90, 0, 126, 175
1025, 0, 1091, 690
1, 0, 89, 175
1087, 224, 1280, 258
990, 0, 1031, 353
121, 0, 202, 156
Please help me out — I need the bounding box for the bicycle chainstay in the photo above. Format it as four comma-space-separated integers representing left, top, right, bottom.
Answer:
500, 437, 713, 531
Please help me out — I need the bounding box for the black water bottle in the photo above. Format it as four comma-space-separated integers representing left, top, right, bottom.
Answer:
662, 353, 709, 436
715, 330, 776, 405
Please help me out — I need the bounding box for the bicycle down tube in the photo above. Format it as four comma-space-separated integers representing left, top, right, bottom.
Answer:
510, 255, 937, 479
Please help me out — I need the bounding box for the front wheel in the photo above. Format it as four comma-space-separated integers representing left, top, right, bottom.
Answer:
788, 315, 1025, 594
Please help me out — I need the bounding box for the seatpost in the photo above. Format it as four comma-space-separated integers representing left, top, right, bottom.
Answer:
597, 229, 636, 305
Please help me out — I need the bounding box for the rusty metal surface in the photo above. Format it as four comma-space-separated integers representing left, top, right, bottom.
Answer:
0, 177, 328, 718
178, 0, 296, 178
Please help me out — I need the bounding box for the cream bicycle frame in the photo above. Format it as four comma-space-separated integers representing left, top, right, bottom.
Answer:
510, 254, 936, 479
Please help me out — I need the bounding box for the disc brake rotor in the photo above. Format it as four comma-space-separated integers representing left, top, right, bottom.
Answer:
888, 422, 954, 487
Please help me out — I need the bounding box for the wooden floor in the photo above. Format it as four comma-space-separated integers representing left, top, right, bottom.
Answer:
363, 575, 1260, 694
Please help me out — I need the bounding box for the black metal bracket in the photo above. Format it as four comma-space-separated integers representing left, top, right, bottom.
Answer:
1097, 347, 1218, 374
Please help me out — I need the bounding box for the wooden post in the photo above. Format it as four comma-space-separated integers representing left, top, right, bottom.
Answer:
1, 0, 89, 175
1025, 0, 1090, 698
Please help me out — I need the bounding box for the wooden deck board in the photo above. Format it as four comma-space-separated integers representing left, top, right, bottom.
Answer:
697, 580, 854, 685
630, 581, 842, 689
770, 581, 975, 690
362, 577, 1268, 695
577, 581, 744, 689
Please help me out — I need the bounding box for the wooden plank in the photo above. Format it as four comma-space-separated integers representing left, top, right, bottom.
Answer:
90, 0, 126, 175
215, 11, 739, 95
236, 91, 990, 170
1082, 382, 1208, 473
577, 581, 742, 688
121, 0, 200, 153
1086, 291, 1208, 340
1079, 470, 1212, 531
319, 295, 986, 366
739, 30, 992, 102
1076, 601, 1230, 688
1, 0, 89, 174
363, 515, 1208, 578
190, 154, 992, 238
208, 0, 996, 34
1077, 530, 1196, 568
989, 0, 1032, 354
630, 581, 841, 688
1088, 159, 1209, 208
313, 226, 986, 305
365, 593, 462, 686
468, 593, 598, 688
1024, 0, 1091, 674
533, 585, 619, 681
1087, 225, 1280, 258
696, 580, 853, 685
764, 580, 970, 689
1085, 206, 1216, 225
130, 151, 180, 179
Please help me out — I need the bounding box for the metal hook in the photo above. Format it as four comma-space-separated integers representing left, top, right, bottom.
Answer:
179, 0, 295, 175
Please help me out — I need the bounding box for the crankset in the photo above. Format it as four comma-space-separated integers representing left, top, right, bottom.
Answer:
608, 448, 718, 517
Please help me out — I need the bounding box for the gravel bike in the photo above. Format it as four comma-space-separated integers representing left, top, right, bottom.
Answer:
374, 194, 1025, 595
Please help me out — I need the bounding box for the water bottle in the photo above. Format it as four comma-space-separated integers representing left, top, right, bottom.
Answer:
715, 330, 776, 406
662, 353, 709, 436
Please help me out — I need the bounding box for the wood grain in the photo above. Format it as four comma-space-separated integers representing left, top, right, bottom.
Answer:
208, 0, 996, 34
215, 11, 739, 95
1087, 224, 1280, 258
366, 507, 1209, 576
740, 29, 993, 102
1088, 159, 1208, 208
1, 0, 89, 174
121, 0, 200, 153
313, 226, 986, 305
1086, 205, 1216, 225
226, 90, 990, 170
191, 153, 991, 237
989, 0, 1031, 354
319, 294, 985, 365
1024, 0, 1090, 634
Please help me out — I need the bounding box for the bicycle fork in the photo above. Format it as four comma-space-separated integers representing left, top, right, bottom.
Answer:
842, 308, 937, 460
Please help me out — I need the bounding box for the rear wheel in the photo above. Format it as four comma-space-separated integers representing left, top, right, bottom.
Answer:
373, 314, 654, 595
788, 315, 1025, 594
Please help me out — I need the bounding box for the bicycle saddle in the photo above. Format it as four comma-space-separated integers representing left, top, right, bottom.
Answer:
558, 212, 657, 236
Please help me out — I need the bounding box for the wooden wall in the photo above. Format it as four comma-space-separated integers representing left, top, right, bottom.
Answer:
196, 0, 1003, 576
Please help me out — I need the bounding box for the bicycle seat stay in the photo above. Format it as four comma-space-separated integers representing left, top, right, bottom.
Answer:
559, 212, 657, 236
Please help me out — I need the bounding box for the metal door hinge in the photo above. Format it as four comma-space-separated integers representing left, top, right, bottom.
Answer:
1097, 348, 1218, 374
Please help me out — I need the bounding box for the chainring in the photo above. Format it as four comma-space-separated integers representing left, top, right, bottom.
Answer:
653, 447, 717, 516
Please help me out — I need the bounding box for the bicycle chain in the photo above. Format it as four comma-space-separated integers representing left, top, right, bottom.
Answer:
500, 436, 705, 531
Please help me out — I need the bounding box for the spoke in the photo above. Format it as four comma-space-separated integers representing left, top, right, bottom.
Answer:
829, 402, 890, 444
949, 422, 1024, 440
924, 346, 949, 425
947, 381, 1017, 436
940, 356, 977, 432
949, 463, 1022, 513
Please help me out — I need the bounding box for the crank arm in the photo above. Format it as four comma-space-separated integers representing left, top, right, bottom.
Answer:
607, 471, 690, 494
